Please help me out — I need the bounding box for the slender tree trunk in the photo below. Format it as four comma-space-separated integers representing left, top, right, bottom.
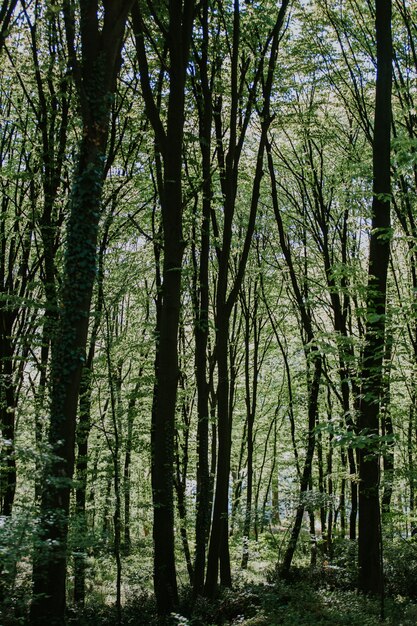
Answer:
123, 379, 142, 555
280, 356, 322, 576
408, 402, 415, 513
340, 449, 347, 538
73, 369, 92, 607
0, 320, 16, 516
271, 419, 280, 527
204, 0, 289, 595
381, 325, 394, 517
321, 208, 359, 542
0, 122, 35, 517
268, 135, 323, 576
133, 0, 195, 612
192, 1, 212, 589
241, 293, 259, 568
174, 352, 194, 583
326, 389, 334, 557
308, 495, 317, 567
106, 342, 123, 625
230, 423, 247, 536
256, 413, 277, 538
317, 428, 327, 539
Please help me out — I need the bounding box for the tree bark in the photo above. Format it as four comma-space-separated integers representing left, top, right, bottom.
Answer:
357, 0, 392, 596
205, 2, 289, 593
0, 316, 16, 517
0, 0, 18, 53
191, 1, 213, 590
132, 0, 195, 613
30, 3, 133, 622
74, 215, 109, 606
241, 288, 260, 568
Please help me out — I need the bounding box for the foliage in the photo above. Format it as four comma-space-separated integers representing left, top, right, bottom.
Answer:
383, 538, 417, 599
0, 0, 417, 622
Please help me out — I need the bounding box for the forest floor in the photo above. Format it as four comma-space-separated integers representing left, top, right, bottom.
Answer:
4, 537, 417, 625
74, 571, 417, 626
3, 565, 417, 625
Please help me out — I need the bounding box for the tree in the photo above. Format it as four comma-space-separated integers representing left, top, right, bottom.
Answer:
1, 0, 417, 619
132, 0, 196, 613
30, 2, 134, 621
189, 0, 216, 593
204, 0, 290, 595
0, 0, 17, 53
267, 134, 323, 576
357, 0, 392, 596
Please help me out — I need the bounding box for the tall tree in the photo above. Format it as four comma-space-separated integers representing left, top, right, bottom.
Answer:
0, 109, 35, 517
190, 0, 216, 593
267, 136, 323, 576
30, 1, 133, 622
357, 0, 392, 596
132, 0, 195, 613
204, 0, 290, 596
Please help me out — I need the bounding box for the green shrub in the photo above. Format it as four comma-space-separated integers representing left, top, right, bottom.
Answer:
383, 537, 417, 598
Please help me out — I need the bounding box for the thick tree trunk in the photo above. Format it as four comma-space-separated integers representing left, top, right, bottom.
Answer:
74, 232, 108, 604
30, 4, 132, 621
73, 368, 92, 607
151, 164, 183, 613
31, 130, 108, 624
357, 0, 392, 596
205, 312, 232, 594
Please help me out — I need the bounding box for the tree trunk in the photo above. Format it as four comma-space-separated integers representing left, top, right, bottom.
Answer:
357, 0, 392, 596
0, 319, 16, 517
74, 219, 109, 605
381, 325, 394, 517
280, 356, 322, 576
267, 136, 323, 576
0, 0, 18, 52
133, 0, 195, 613
73, 368, 92, 607
192, 1, 212, 589
241, 291, 260, 568
30, 4, 132, 621
123, 379, 142, 555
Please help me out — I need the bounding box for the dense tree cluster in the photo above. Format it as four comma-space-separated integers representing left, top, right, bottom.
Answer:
1, 0, 416, 623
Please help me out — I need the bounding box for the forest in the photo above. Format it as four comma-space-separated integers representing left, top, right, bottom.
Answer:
0, 0, 417, 624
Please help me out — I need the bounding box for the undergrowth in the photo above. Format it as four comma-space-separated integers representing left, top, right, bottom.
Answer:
2, 535, 417, 624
